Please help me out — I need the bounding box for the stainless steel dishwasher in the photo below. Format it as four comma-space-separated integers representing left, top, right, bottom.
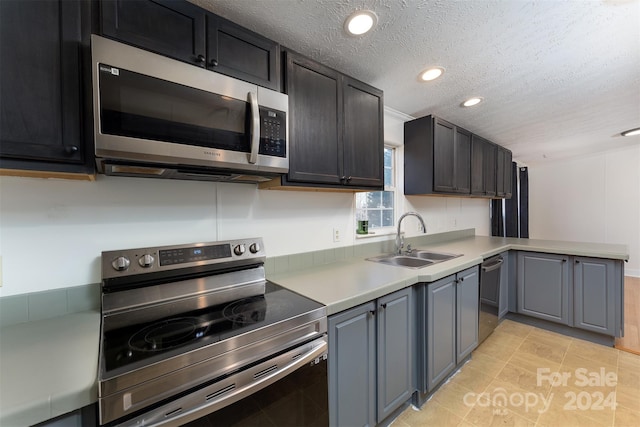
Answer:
479, 255, 504, 344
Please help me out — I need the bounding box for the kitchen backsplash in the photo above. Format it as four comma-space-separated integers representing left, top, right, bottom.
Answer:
0, 229, 475, 328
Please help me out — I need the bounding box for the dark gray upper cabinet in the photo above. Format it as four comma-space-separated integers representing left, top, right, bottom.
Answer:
0, 0, 92, 174
279, 50, 383, 190
407, 116, 512, 199
496, 146, 513, 198
470, 135, 486, 196
483, 140, 497, 197
343, 77, 384, 188
100, 0, 280, 90
517, 252, 570, 324
205, 15, 280, 91
405, 115, 471, 195
100, 0, 206, 66
284, 52, 342, 185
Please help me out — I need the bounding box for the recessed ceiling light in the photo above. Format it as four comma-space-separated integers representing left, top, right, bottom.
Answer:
419, 67, 445, 81
621, 127, 640, 137
344, 10, 378, 36
462, 97, 483, 107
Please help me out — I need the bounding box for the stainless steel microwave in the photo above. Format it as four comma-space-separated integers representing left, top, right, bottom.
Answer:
91, 35, 288, 183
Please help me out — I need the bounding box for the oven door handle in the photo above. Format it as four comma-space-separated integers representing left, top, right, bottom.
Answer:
248, 91, 260, 164
121, 336, 328, 427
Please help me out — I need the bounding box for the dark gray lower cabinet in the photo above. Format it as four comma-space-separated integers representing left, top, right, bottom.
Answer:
328, 287, 414, 426
328, 301, 376, 427
517, 252, 570, 324
517, 251, 623, 337
422, 266, 479, 393
376, 288, 414, 421
498, 250, 510, 319
573, 257, 620, 336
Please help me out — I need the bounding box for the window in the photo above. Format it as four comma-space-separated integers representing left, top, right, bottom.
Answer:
355, 147, 396, 234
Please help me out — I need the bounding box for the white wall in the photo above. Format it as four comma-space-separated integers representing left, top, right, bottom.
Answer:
529, 144, 640, 277
0, 108, 491, 296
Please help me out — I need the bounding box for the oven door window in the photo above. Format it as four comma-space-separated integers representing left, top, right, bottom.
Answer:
98, 64, 250, 153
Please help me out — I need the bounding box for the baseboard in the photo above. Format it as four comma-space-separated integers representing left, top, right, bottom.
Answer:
624, 269, 640, 278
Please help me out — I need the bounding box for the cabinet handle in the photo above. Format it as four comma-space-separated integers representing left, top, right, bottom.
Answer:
562, 259, 567, 263
347, 176, 352, 182
368, 310, 376, 316
575, 260, 580, 264
340, 176, 347, 181
381, 303, 387, 309
196, 54, 206, 64
64, 145, 78, 154
210, 59, 218, 67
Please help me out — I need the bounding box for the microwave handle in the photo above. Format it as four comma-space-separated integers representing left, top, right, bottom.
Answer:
248, 91, 259, 164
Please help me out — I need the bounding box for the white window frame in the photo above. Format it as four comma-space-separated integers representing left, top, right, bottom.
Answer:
355, 146, 398, 238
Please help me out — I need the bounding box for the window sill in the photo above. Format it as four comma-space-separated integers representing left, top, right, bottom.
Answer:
355, 229, 396, 239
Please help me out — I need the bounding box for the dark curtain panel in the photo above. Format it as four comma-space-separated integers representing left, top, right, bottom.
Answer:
491, 162, 528, 238
505, 162, 519, 237
490, 199, 504, 237
519, 166, 529, 238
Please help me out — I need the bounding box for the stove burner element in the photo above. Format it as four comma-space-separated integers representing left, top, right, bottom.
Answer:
128, 317, 209, 352
222, 297, 267, 325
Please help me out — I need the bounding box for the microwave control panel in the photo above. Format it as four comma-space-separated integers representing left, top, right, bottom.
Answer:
259, 107, 286, 158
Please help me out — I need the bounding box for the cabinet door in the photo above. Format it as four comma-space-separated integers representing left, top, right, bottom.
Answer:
426, 275, 457, 391
100, 0, 206, 66
498, 251, 510, 319
433, 118, 456, 192
206, 15, 280, 90
0, 0, 84, 165
470, 135, 485, 195
454, 128, 471, 194
496, 147, 506, 197
517, 252, 570, 324
504, 149, 513, 198
483, 141, 497, 197
377, 288, 414, 422
574, 257, 616, 335
457, 267, 479, 362
328, 302, 376, 427
285, 52, 343, 185
343, 77, 384, 189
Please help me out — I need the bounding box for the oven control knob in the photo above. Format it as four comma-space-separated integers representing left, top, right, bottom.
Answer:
112, 256, 130, 271
234, 244, 246, 256
138, 254, 155, 268
249, 243, 261, 254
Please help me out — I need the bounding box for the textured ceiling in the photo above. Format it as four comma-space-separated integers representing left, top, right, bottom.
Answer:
192, 0, 640, 164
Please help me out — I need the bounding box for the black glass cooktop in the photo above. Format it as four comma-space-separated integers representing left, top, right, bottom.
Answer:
102, 282, 323, 375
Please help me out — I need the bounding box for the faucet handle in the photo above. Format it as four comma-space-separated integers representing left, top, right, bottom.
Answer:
406, 244, 412, 254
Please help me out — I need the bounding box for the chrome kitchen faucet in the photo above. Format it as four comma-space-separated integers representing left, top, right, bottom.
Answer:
396, 212, 427, 254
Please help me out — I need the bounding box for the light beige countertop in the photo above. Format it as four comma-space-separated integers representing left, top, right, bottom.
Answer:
0, 310, 100, 426
269, 235, 629, 315
0, 233, 628, 426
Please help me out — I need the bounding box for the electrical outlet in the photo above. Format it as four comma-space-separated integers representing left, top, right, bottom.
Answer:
333, 228, 341, 242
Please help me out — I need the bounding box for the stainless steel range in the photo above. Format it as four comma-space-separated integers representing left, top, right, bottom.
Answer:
98, 238, 328, 426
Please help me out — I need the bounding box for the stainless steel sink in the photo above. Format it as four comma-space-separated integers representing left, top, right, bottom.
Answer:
410, 250, 462, 262
367, 250, 462, 269
367, 255, 436, 269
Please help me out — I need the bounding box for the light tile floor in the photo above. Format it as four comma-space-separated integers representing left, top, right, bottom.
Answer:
395, 319, 640, 427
